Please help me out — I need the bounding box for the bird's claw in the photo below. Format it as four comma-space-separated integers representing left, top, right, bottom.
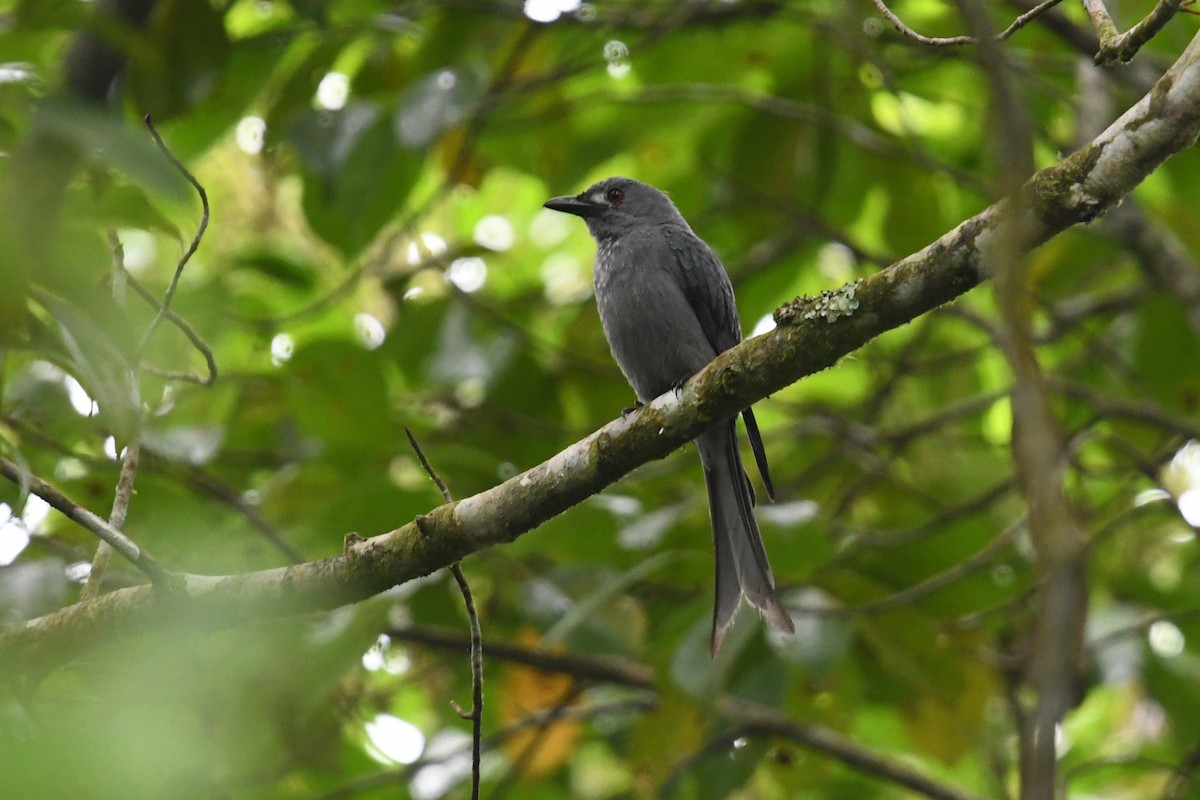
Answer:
621, 401, 644, 418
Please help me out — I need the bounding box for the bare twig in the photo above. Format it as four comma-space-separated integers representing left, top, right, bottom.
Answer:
0, 456, 168, 585
1086, 0, 1188, 65
125, 272, 217, 386
872, 0, 1064, 46
1082, 0, 1122, 48
404, 427, 482, 800
135, 115, 210, 365
79, 433, 142, 601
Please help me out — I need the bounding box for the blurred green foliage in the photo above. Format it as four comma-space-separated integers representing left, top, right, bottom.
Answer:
1, 1, 1200, 798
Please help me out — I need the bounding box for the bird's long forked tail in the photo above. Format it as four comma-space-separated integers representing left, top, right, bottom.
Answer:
697, 422, 794, 655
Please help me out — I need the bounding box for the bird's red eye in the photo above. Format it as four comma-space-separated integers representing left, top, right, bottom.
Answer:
606, 187, 624, 204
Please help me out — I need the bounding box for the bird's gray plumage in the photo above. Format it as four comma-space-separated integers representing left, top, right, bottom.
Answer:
544, 176, 794, 653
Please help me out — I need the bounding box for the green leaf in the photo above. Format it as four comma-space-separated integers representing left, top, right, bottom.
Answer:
290, 102, 422, 255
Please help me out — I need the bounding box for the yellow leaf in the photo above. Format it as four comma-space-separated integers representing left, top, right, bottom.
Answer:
498, 628, 581, 779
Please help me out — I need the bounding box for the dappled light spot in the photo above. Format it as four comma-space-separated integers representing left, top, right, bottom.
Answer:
103, 435, 119, 460
0, 505, 30, 566
270, 333, 294, 365
364, 713, 424, 765
529, 207, 572, 247
235, 115, 265, 154
541, 253, 590, 305
817, 242, 857, 282
316, 72, 349, 111
1149, 620, 1185, 658
354, 312, 387, 350
454, 376, 487, 408
0, 62, 36, 85
62, 373, 97, 417
523, 0, 580, 23
870, 91, 968, 140
473, 214, 514, 251
115, 229, 158, 274
758, 499, 819, 527
751, 313, 776, 337
410, 731, 474, 800
445, 257, 487, 293
604, 40, 630, 78
362, 634, 410, 674
65, 561, 91, 584
1161, 440, 1200, 526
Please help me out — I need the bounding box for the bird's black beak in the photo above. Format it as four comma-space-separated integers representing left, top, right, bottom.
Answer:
544, 193, 601, 218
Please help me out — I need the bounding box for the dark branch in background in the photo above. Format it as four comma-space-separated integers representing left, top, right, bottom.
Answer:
872, 0, 1065, 46
1, 30, 1199, 677
172, 465, 305, 562
720, 699, 987, 800
389, 624, 656, 690
0, 457, 168, 585
1102, 203, 1200, 335
405, 428, 482, 800
399, 626, 984, 800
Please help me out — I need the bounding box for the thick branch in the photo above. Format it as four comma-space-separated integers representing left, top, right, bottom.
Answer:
3, 30, 1200, 674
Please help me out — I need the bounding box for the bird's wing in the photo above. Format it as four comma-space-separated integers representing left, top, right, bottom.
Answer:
661, 224, 741, 354
662, 224, 775, 501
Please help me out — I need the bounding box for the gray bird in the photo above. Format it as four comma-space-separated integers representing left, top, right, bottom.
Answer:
544, 177, 794, 654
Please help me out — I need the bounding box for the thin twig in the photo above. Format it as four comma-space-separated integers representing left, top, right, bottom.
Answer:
721, 698, 988, 800
1087, 0, 1185, 65
0, 457, 168, 585
798, 514, 1026, 618
404, 427, 482, 800
389, 624, 655, 689
135, 115, 210, 364
406, 428, 453, 504
79, 433, 142, 601
1082, 0, 1121, 47
872, 0, 1064, 46
125, 272, 217, 386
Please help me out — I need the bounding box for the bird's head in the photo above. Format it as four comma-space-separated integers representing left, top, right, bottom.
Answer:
544, 177, 687, 240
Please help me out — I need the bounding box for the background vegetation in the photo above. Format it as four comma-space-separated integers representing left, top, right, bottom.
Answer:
2, 1, 1200, 798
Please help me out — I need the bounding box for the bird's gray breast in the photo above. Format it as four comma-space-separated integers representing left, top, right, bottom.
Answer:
593, 229, 718, 401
